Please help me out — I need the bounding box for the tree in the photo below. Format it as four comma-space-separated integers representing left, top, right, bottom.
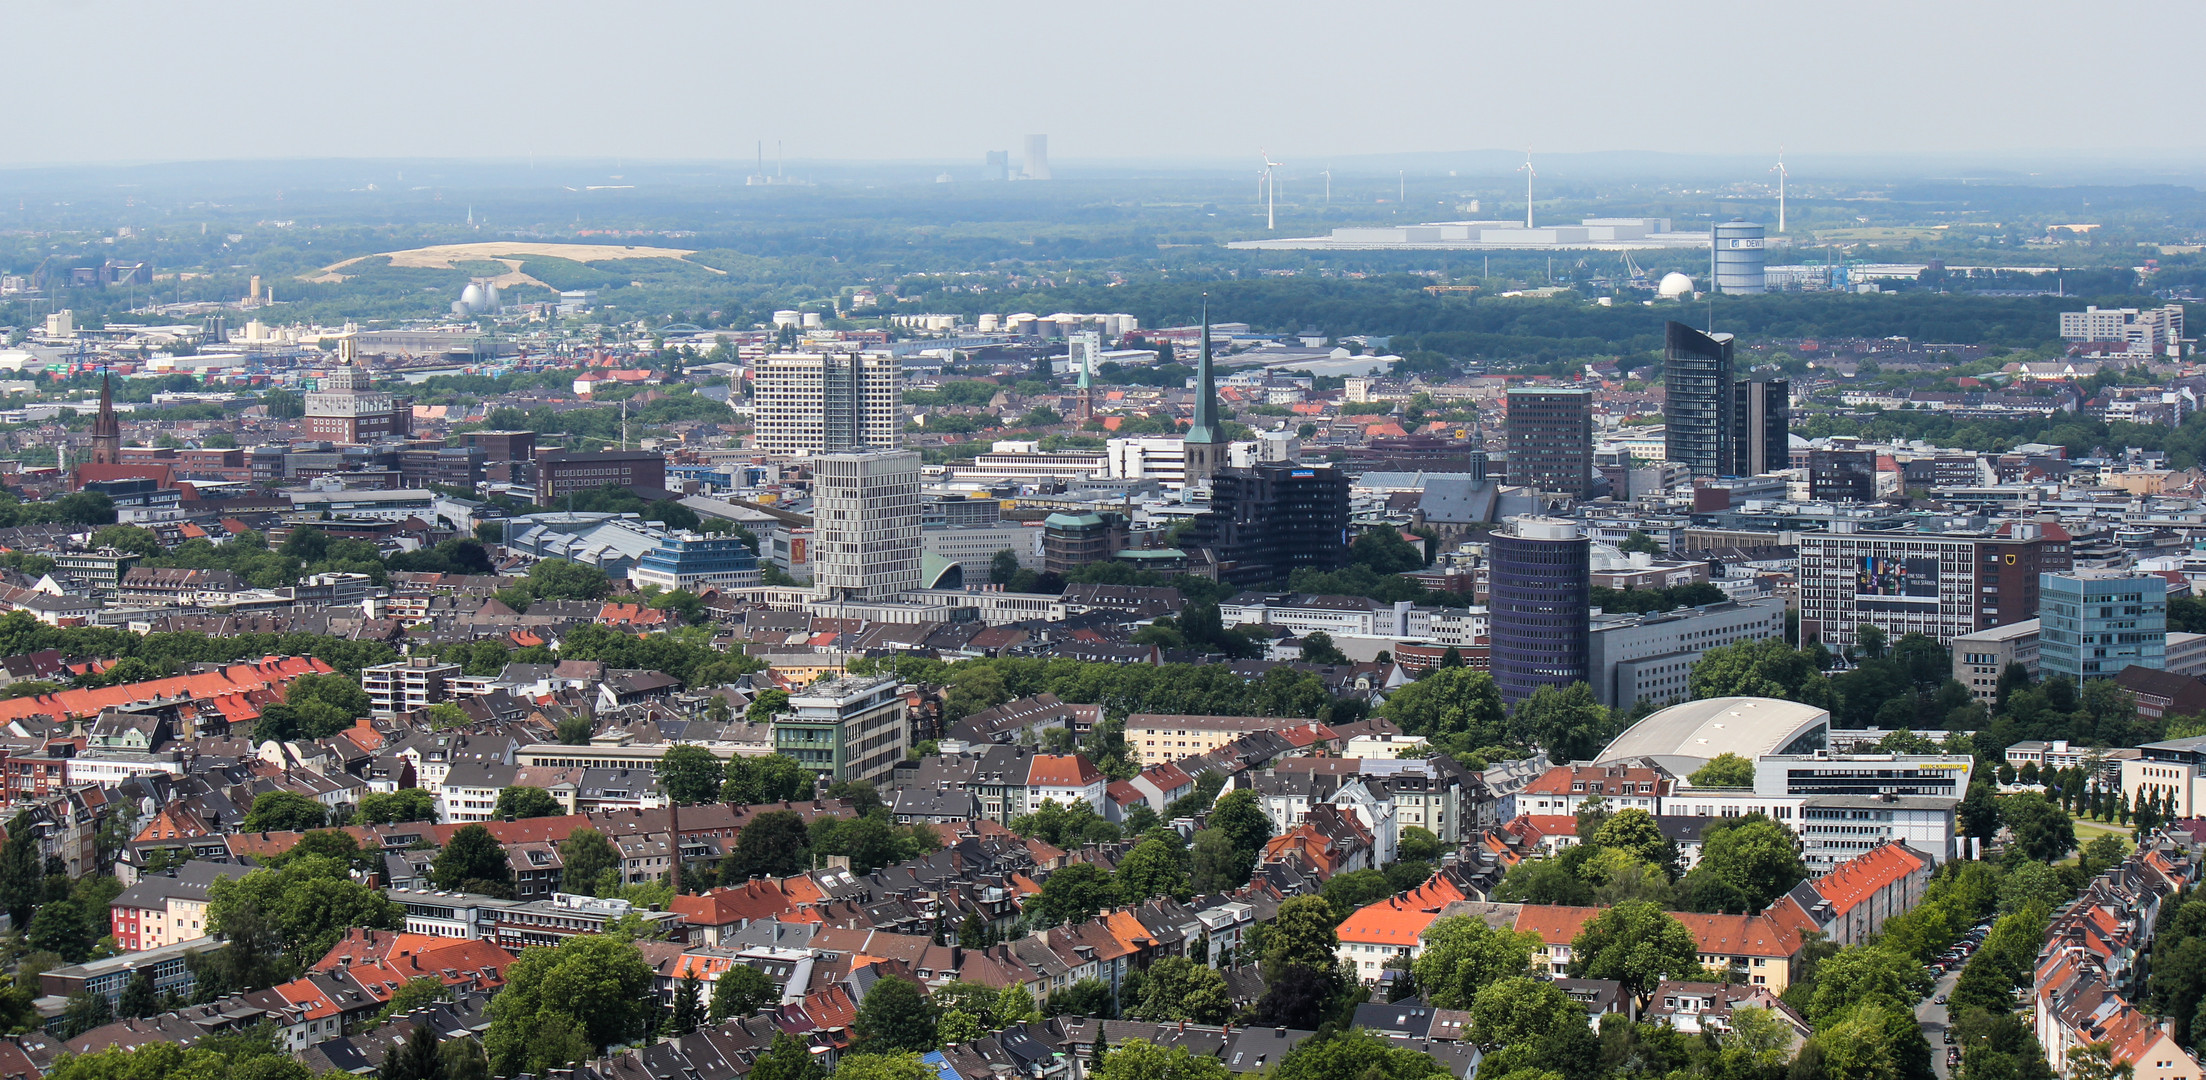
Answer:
1382, 668, 1506, 747
1263, 895, 1342, 976
2000, 792, 2076, 863
660, 744, 724, 805
1044, 977, 1115, 1020
556, 716, 594, 744
482, 934, 656, 1075
1351, 529, 1427, 574
1689, 753, 1757, 789
1274, 1028, 1451, 1080
1125, 956, 1233, 1024
1697, 815, 1807, 913
990, 550, 1023, 587
749, 1034, 826, 1080
1117, 837, 1192, 902
1399, 825, 1443, 863
2065, 1043, 2134, 1080
441, 1036, 490, 1080
424, 703, 472, 730
385, 1022, 446, 1080
1960, 779, 2004, 843
1619, 531, 1665, 556
1089, 1038, 1233, 1080
116, 970, 159, 1019
1208, 789, 1274, 854
207, 855, 401, 967
559, 827, 621, 894
1804, 945, 1932, 1026
1513, 682, 1615, 763
852, 975, 939, 1054
1568, 900, 1700, 1009
59, 989, 111, 1039
27, 898, 98, 962
430, 824, 513, 897
1468, 975, 1585, 1050
1322, 869, 1397, 916
1590, 808, 1672, 869
710, 962, 779, 1022
725, 751, 812, 803
1413, 915, 1542, 1009
358, 789, 438, 825
723, 810, 813, 881
376, 977, 453, 1025
1689, 638, 1830, 704
1187, 828, 1254, 894
670, 972, 705, 1035
494, 786, 560, 820
0, 812, 42, 931
241, 791, 327, 832
1035, 862, 1120, 925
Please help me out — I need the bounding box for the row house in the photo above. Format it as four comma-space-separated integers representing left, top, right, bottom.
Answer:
2034, 831, 2200, 1080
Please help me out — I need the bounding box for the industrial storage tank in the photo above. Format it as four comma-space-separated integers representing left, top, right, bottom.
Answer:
459, 282, 486, 313
1713, 219, 1766, 294
1657, 272, 1696, 299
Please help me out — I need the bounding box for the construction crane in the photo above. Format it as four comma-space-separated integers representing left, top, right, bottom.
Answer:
1621, 252, 1652, 290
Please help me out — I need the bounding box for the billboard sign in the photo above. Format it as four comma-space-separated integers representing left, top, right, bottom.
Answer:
1855, 554, 1940, 612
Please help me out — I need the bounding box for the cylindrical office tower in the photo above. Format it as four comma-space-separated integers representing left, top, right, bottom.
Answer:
1714, 219, 1766, 294
1489, 516, 1591, 707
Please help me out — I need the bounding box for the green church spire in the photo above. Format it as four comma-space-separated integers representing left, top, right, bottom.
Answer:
1185, 298, 1220, 445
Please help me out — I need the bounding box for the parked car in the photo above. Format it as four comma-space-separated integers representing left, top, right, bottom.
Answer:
1945, 1032, 1958, 1045
1935, 994, 1948, 1004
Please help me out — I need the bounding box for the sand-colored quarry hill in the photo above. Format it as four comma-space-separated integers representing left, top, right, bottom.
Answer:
304, 241, 723, 290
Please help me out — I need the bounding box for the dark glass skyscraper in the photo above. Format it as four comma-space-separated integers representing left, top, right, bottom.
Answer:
1732, 378, 1789, 476
1489, 516, 1591, 707
1665, 322, 1734, 478
1183, 462, 1349, 586
1506, 387, 1594, 497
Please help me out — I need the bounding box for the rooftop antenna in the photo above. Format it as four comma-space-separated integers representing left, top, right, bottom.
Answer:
1771, 147, 1788, 233
1518, 149, 1536, 228
1260, 150, 1282, 231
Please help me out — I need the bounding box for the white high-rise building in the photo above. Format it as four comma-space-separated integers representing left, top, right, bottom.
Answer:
2058, 305, 2185, 355
752, 352, 901, 457
813, 450, 922, 602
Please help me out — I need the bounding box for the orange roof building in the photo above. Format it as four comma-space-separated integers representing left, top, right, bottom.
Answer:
1514, 904, 1806, 993
1334, 872, 1470, 984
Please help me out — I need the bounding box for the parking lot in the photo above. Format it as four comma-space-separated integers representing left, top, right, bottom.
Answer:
1916, 919, 1993, 1078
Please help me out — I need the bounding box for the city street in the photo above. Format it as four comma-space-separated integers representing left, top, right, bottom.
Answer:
1918, 967, 1964, 1079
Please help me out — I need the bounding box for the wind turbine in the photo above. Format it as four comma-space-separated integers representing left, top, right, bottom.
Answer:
1260, 150, 1283, 230
1518, 149, 1536, 228
1771, 148, 1788, 233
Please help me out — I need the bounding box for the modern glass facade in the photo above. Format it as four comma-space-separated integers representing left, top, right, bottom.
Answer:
1732, 378, 1789, 476
2039, 572, 2167, 681
1664, 322, 1734, 478
630, 533, 763, 592
1490, 517, 1591, 706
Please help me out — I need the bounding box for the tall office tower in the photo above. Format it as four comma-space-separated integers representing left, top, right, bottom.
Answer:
1505, 387, 1594, 497
812, 450, 922, 602
1489, 516, 1592, 706
752, 353, 900, 457
1732, 378, 1790, 476
1182, 306, 1225, 489
1664, 322, 1734, 478
2039, 572, 2167, 682
1022, 135, 1052, 180
1183, 463, 1350, 586
1808, 449, 1877, 502
1797, 521, 2071, 654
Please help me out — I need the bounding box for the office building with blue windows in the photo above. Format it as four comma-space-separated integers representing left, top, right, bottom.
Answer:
2039, 571, 2166, 681
1490, 516, 1591, 706
629, 532, 763, 593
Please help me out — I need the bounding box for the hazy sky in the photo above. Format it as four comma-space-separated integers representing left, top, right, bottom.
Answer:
15, 0, 2206, 168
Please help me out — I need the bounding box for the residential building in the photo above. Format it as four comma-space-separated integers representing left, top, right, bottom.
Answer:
385, 888, 520, 939
1333, 873, 1474, 983
494, 892, 687, 950
1796, 522, 2072, 653
1124, 713, 1331, 768
1506, 387, 1594, 497
1183, 463, 1350, 587
812, 450, 922, 602
109, 862, 240, 951
2058, 304, 2185, 353
2039, 572, 2166, 682
772, 675, 908, 784
1516, 905, 1803, 991
1951, 620, 2040, 705
362, 658, 463, 718
1490, 516, 1591, 705
752, 352, 900, 456
1664, 322, 1734, 478
534, 450, 667, 505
